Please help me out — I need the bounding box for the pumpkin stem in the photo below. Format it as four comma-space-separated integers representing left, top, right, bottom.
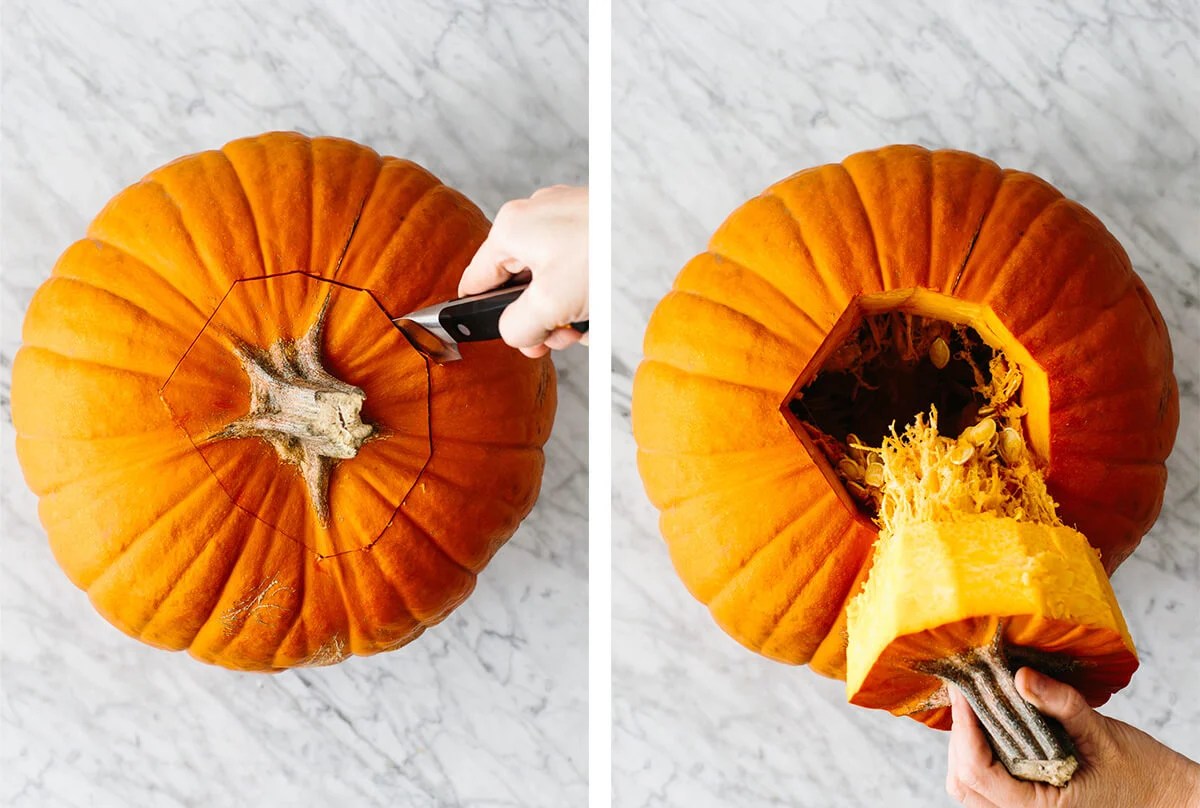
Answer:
919, 623, 1079, 787
206, 295, 374, 525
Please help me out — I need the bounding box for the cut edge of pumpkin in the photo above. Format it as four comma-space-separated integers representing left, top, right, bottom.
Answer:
158, 270, 435, 560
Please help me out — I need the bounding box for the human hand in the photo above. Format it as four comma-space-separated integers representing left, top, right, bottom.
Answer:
459, 184, 588, 358
946, 667, 1200, 807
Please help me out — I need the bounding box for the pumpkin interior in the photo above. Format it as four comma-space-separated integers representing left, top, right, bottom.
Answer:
790, 312, 1003, 515
787, 298, 1135, 787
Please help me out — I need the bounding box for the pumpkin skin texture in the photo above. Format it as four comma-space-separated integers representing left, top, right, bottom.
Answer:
632, 145, 1178, 681
13, 132, 556, 671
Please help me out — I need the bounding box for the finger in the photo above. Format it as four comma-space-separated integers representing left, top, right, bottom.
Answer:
949, 687, 994, 770
530, 184, 569, 198
1016, 667, 1096, 742
458, 241, 522, 297
519, 344, 550, 358
544, 328, 583, 351
498, 284, 559, 349
947, 687, 1039, 806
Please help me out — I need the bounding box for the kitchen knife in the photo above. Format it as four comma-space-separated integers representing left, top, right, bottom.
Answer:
393, 282, 589, 363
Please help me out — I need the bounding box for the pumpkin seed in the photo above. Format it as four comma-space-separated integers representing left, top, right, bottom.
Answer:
929, 337, 950, 369
948, 443, 975, 465
963, 417, 997, 447
838, 458, 864, 480
998, 427, 1024, 464
864, 462, 885, 488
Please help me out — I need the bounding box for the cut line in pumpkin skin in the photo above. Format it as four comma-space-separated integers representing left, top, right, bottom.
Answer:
159, 271, 435, 561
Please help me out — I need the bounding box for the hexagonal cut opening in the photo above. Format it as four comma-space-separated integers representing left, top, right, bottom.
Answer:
780, 288, 1050, 517
160, 272, 431, 557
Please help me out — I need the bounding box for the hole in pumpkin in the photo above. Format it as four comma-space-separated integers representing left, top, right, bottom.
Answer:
789, 311, 1025, 516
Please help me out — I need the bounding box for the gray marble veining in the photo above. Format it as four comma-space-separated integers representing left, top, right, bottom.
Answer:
613, 1, 1199, 806
1, 1, 587, 806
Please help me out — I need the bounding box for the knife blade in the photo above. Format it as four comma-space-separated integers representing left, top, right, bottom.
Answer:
393, 282, 589, 363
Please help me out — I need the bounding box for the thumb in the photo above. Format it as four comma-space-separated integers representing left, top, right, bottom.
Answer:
1015, 667, 1099, 744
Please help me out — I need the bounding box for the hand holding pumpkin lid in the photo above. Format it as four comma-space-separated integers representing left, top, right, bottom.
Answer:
13, 132, 557, 672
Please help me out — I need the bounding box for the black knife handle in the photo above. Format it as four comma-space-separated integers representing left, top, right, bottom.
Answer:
438, 287, 588, 343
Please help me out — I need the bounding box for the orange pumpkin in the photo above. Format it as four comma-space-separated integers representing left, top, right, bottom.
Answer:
632, 145, 1177, 682
13, 131, 556, 671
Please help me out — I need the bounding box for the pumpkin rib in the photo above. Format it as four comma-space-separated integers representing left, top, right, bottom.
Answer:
925, 154, 936, 290
325, 155, 383, 281
636, 443, 788, 459
640, 361, 791, 400
198, 529, 298, 663
415, 459, 538, 511
172, 556, 270, 654
664, 286, 811, 357
412, 466, 537, 530
122, 520, 242, 642
190, 432, 321, 551
1026, 275, 1138, 351
31, 275, 199, 348
367, 527, 474, 627
1052, 383, 1163, 417
216, 147, 273, 284
947, 172, 1005, 295
958, 192, 1066, 306
337, 549, 422, 641
320, 555, 359, 655
85, 185, 225, 315
705, 483, 841, 607
993, 207, 1130, 341
392, 510, 478, 578
342, 181, 458, 313
636, 358, 782, 408
836, 163, 890, 294
1051, 447, 1167, 469
692, 247, 830, 341
352, 543, 430, 637
64, 238, 213, 326
265, 558, 311, 668
81, 470, 233, 590
142, 177, 247, 304
646, 444, 806, 512
24, 432, 194, 498
760, 187, 868, 310
339, 466, 409, 552
758, 528, 865, 660
18, 346, 165, 386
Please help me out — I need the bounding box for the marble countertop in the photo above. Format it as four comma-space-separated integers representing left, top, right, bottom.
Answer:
612, 2, 1198, 806
1, 1, 587, 806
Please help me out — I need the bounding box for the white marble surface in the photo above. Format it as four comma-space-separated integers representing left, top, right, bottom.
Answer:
613, 2, 1199, 806
1, 1, 587, 806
